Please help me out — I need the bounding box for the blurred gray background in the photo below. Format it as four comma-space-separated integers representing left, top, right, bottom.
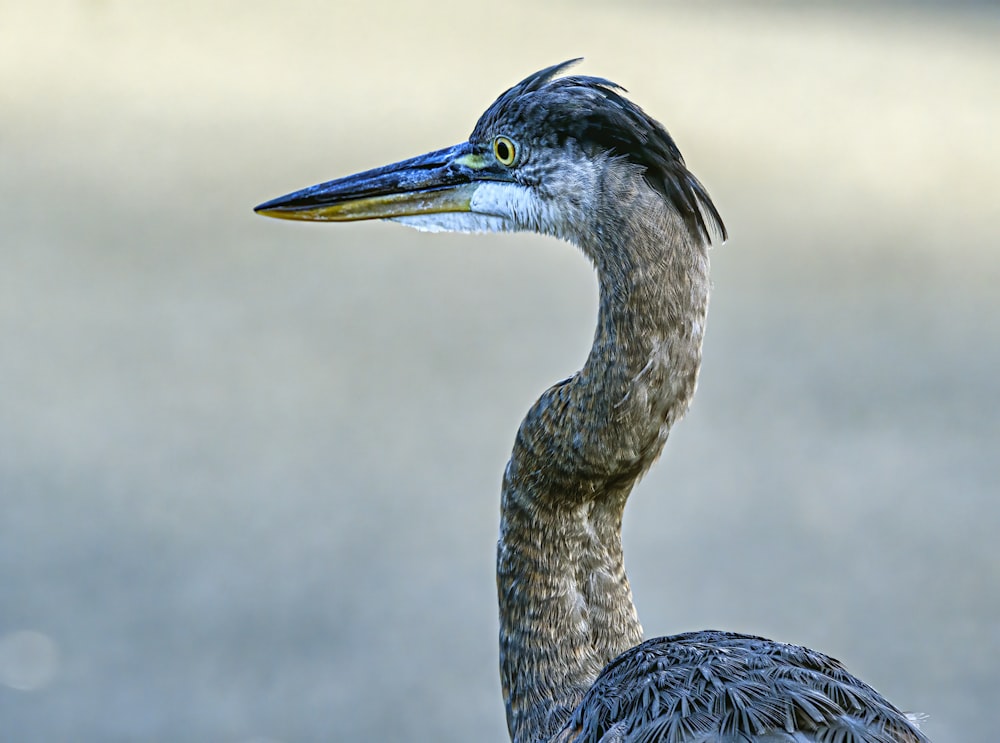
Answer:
1, 1, 998, 741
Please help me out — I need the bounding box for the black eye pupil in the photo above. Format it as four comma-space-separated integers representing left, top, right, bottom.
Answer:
497, 141, 510, 161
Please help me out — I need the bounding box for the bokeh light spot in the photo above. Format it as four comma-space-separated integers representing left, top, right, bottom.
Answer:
0, 630, 60, 692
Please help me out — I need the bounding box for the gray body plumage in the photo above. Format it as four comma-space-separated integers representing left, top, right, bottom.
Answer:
555, 631, 925, 743
255, 61, 929, 743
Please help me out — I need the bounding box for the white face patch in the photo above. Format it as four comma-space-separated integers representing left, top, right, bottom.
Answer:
470, 181, 562, 236
390, 181, 567, 238
390, 213, 509, 233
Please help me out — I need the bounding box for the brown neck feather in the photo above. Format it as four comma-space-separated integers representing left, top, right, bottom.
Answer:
497, 178, 711, 743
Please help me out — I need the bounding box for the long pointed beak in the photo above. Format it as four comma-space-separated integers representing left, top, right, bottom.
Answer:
254, 142, 495, 222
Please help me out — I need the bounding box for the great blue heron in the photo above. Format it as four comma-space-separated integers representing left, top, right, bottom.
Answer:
255, 61, 928, 743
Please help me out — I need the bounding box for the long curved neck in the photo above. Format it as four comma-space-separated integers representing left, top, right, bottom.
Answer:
497, 184, 710, 743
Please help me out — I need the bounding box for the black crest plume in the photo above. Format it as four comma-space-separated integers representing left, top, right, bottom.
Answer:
473, 59, 727, 244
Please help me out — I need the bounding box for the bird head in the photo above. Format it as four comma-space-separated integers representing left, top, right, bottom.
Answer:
254, 60, 724, 246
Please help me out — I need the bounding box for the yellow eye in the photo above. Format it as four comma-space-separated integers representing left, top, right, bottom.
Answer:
493, 136, 517, 166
